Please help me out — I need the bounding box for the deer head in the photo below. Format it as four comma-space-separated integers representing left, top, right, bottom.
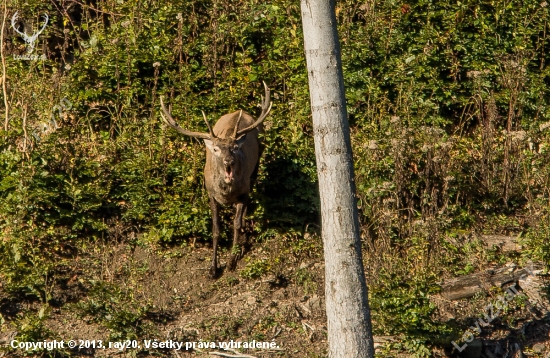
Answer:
160, 82, 271, 184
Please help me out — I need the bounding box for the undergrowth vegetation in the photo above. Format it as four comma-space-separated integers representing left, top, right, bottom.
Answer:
1, 0, 549, 356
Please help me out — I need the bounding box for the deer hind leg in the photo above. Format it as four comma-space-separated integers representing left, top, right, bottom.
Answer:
209, 196, 221, 278
228, 195, 248, 271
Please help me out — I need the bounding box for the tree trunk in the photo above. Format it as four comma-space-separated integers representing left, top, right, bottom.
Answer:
300, 0, 375, 357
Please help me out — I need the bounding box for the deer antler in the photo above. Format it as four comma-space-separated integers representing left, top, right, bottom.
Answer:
232, 110, 243, 139
160, 97, 213, 140
236, 81, 272, 137
202, 111, 216, 138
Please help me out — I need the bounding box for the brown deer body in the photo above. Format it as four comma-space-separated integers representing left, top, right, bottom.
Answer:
160, 83, 271, 278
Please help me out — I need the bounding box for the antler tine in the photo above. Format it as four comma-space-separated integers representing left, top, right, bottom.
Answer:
202, 111, 216, 138
232, 110, 243, 139
236, 81, 272, 137
159, 96, 212, 140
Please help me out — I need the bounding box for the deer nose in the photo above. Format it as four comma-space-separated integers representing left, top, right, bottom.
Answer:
224, 157, 234, 166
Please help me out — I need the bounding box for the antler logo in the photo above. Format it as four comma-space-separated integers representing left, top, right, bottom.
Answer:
11, 11, 49, 53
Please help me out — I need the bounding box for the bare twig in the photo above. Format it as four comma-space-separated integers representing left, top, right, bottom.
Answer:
209, 352, 257, 358
223, 348, 253, 356
227, 346, 284, 353
22, 103, 27, 153
302, 322, 315, 332
272, 326, 282, 338
1, 1, 9, 131
302, 322, 315, 341
259, 347, 284, 351
48, 0, 83, 52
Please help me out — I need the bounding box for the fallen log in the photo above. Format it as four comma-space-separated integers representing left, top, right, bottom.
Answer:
373, 336, 398, 350
479, 234, 521, 252
440, 264, 532, 300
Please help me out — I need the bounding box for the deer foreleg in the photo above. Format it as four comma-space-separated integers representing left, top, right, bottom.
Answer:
228, 197, 247, 271
209, 196, 221, 278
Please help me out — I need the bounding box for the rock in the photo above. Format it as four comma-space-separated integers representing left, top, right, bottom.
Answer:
246, 295, 257, 305
518, 273, 549, 314
273, 289, 287, 300
0, 331, 17, 345
307, 294, 322, 312
458, 339, 482, 358
532, 343, 545, 353
295, 303, 311, 318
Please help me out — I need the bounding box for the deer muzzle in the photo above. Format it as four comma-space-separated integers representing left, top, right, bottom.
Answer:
224, 165, 233, 183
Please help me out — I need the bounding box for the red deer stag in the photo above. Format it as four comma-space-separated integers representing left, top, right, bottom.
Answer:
160, 83, 271, 278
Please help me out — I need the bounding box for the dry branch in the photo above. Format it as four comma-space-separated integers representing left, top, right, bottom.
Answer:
373, 336, 398, 350
208, 351, 257, 358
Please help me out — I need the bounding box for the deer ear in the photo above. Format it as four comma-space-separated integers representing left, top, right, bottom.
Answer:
204, 139, 216, 153
235, 134, 247, 148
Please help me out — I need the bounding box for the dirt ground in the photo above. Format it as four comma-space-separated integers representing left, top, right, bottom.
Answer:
1, 231, 549, 357
1, 230, 330, 357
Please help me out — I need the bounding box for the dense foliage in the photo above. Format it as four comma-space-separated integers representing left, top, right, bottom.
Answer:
1, 0, 549, 355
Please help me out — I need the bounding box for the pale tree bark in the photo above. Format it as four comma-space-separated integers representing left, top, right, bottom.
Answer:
300, 0, 375, 357
1, 1, 9, 131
